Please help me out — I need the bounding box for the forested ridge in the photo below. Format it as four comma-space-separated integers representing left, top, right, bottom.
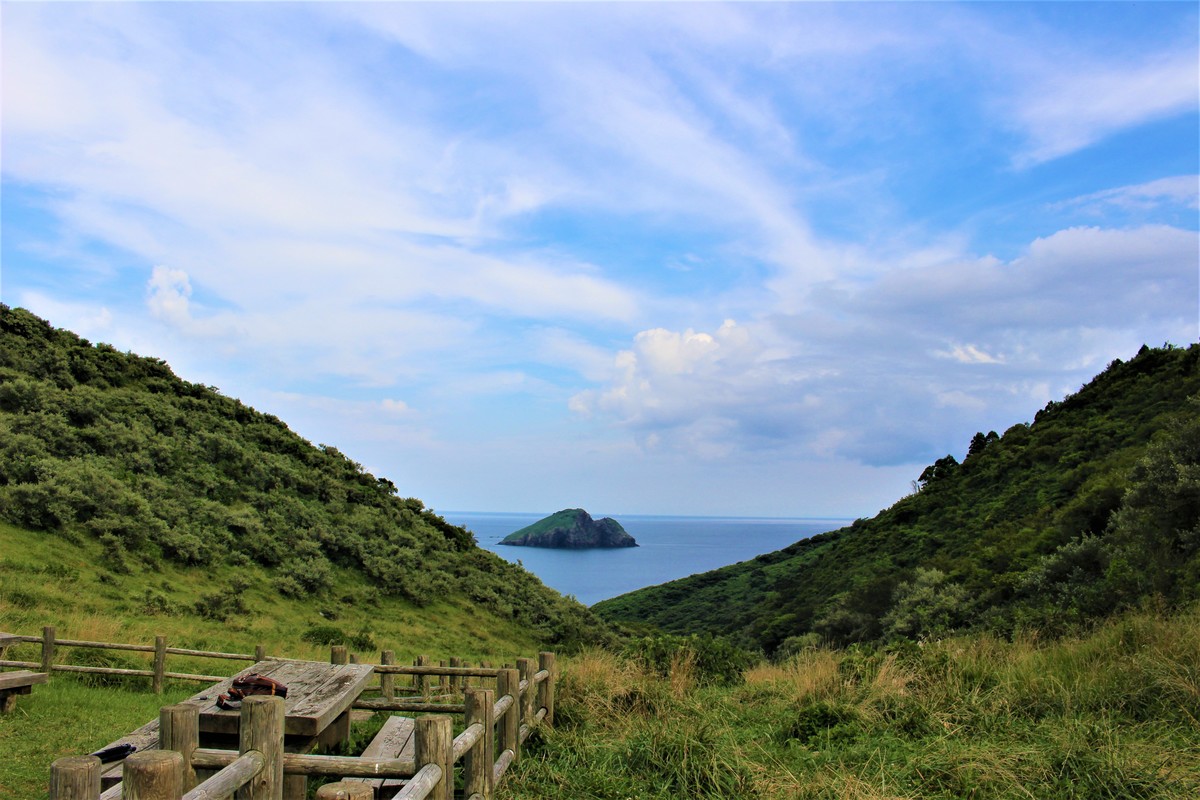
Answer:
595, 343, 1200, 653
0, 305, 603, 648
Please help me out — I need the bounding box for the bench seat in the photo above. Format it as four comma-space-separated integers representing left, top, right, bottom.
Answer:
0, 670, 48, 713
345, 715, 416, 798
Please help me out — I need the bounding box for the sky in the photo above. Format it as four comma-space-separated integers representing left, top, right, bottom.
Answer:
2, 2, 1197, 519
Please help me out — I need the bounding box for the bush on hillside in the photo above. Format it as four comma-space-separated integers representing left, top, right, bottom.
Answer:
625, 633, 756, 686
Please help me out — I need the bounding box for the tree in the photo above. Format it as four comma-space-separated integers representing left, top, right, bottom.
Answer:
882, 568, 967, 640
1105, 404, 1200, 602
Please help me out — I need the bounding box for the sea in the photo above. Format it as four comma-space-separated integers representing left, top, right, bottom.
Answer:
443, 512, 852, 606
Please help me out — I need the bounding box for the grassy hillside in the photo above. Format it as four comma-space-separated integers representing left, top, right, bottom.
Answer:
595, 344, 1200, 652
509, 604, 1200, 800
0, 305, 609, 651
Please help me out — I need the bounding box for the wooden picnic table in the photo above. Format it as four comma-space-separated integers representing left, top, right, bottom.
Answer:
192, 659, 375, 741
98, 659, 374, 798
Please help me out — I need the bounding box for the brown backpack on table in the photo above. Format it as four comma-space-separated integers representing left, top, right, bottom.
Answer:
216, 673, 288, 710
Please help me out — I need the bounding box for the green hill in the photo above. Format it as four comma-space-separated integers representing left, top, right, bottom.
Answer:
500, 508, 638, 548
0, 305, 608, 652
594, 344, 1200, 652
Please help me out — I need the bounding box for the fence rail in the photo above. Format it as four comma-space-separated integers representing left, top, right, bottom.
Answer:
47, 650, 557, 800
0, 626, 265, 693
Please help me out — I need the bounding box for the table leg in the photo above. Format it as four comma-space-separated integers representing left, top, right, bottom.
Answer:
283, 772, 308, 799
317, 709, 351, 752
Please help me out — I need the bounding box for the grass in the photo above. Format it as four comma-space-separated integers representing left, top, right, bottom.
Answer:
502, 605, 1200, 799
0, 677, 195, 797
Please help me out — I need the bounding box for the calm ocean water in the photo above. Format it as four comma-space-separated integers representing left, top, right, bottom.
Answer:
444, 512, 851, 606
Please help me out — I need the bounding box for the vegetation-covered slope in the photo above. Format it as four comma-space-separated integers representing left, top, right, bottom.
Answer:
0, 305, 607, 649
595, 344, 1200, 652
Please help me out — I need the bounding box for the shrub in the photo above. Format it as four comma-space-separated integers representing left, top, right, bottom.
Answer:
194, 582, 249, 622
349, 627, 376, 651
139, 589, 175, 616
625, 633, 756, 686
301, 625, 346, 647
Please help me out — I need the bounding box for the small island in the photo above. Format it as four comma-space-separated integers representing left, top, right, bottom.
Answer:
499, 508, 638, 549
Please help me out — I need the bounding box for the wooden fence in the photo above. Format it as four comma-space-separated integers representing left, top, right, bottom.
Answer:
0, 626, 264, 693
0, 626, 541, 704
48, 654, 555, 800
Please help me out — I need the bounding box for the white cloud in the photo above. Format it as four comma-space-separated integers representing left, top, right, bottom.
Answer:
146, 266, 191, 325
937, 345, 1005, 365
1057, 175, 1200, 214
577, 222, 1198, 466
1009, 51, 1199, 166
380, 399, 411, 415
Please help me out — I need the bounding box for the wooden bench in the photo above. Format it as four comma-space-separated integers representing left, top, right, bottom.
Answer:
345, 715, 416, 798
0, 670, 48, 713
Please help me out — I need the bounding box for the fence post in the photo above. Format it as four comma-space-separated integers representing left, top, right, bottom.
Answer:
123, 750, 183, 800
160, 703, 199, 791
416, 654, 430, 696
254, 644, 266, 662
516, 658, 535, 729
448, 657, 461, 693
415, 716, 453, 800
497, 668, 520, 762
241, 695, 284, 800
153, 636, 167, 695
380, 650, 395, 700
464, 687, 494, 799
316, 782, 372, 799
538, 651, 556, 726
330, 646, 348, 665
49, 755, 101, 800
41, 625, 56, 677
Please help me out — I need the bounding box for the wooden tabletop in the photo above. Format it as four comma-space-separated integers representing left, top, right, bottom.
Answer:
187, 660, 374, 739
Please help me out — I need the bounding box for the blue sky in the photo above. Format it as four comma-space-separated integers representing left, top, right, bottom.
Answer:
2, 2, 1197, 518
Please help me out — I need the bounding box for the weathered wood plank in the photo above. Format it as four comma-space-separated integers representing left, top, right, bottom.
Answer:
199, 660, 373, 738
191, 748, 416, 777
344, 715, 416, 798
0, 670, 48, 690
180, 751, 262, 800
283, 663, 375, 738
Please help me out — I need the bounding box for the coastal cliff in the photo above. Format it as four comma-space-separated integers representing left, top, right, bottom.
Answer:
500, 509, 638, 549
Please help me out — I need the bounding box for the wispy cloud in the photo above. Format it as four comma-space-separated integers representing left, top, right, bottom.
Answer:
1056, 175, 1200, 214
1008, 51, 1199, 167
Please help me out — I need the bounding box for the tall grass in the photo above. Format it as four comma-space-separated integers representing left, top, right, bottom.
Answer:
505, 606, 1200, 799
